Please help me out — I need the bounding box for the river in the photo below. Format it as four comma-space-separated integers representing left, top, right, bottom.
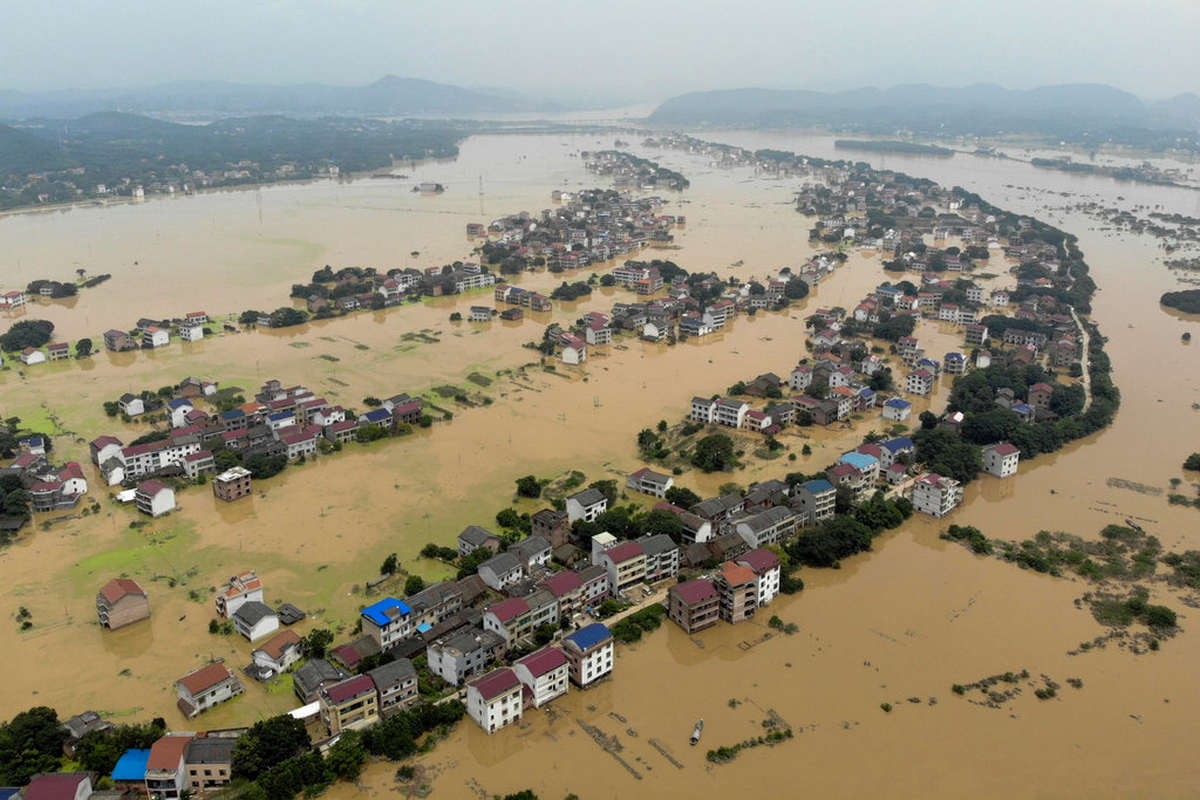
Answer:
1, 130, 1198, 798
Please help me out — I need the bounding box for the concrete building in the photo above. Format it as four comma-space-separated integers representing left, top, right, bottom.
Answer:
212, 466, 252, 502
215, 570, 263, 618
134, 480, 175, 517
911, 473, 964, 517
320, 674, 379, 735
737, 548, 782, 607
513, 647, 570, 708
183, 735, 235, 794
96, 578, 150, 630
561, 622, 614, 687
175, 663, 244, 718
231, 600, 279, 641
982, 442, 1020, 478
715, 562, 758, 624
145, 734, 194, 800
668, 579, 720, 633
466, 667, 523, 734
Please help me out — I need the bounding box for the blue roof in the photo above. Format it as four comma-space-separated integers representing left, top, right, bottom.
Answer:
859, 388, 874, 397
1012, 402, 1034, 413
268, 410, 294, 421
416, 622, 433, 633
112, 748, 151, 781
23, 436, 44, 445
839, 452, 878, 470
801, 478, 835, 494
565, 622, 612, 650
945, 352, 965, 360
918, 358, 939, 367
882, 437, 914, 453
884, 398, 912, 409
167, 398, 192, 409
220, 409, 244, 420
0, 789, 19, 800
361, 597, 411, 625
363, 408, 391, 423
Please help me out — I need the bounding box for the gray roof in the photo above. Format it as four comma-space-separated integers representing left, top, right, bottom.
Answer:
458, 525, 498, 547
691, 492, 742, 518
439, 626, 505, 656
62, 711, 112, 740
232, 600, 276, 626
692, 396, 715, 405
637, 533, 678, 558
480, 552, 520, 576
738, 506, 795, 533
293, 658, 348, 698
185, 736, 236, 764
407, 580, 462, 613
633, 468, 672, 486
567, 488, 606, 507
368, 657, 417, 688
577, 564, 606, 582
525, 588, 557, 613
512, 535, 551, 560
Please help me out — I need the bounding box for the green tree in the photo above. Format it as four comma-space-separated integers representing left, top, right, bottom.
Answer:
1185, 453, 1200, 471
664, 486, 701, 508
380, 553, 398, 575
919, 410, 939, 430
515, 475, 541, 498
232, 715, 311, 781
0, 320, 54, 352
640, 508, 685, 543
325, 729, 366, 780
74, 337, 93, 358
302, 628, 334, 658
691, 434, 735, 472
404, 575, 425, 596
0, 706, 68, 785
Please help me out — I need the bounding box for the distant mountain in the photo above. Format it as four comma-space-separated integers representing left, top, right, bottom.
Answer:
648, 83, 1197, 141
0, 122, 69, 176
0, 76, 551, 119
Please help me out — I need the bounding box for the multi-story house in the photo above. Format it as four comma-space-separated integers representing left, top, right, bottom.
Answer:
146, 734, 194, 800
733, 506, 797, 548
369, 658, 419, 714
625, 467, 674, 498
690, 396, 717, 424
636, 534, 680, 582
513, 648, 570, 708
565, 487, 607, 523
96, 578, 150, 630
737, 548, 782, 607
715, 397, 749, 428
175, 663, 244, 718
319, 674, 379, 734
911, 473, 964, 517
561, 622, 614, 687
716, 562, 758, 623
215, 570, 264, 618
982, 442, 1020, 478
598, 541, 647, 596
668, 579, 720, 633
467, 667, 523, 734
427, 627, 507, 685
478, 552, 524, 591
360, 597, 414, 651
789, 478, 836, 526
184, 735, 235, 794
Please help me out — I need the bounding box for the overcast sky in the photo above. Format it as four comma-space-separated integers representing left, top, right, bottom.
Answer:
4, 0, 1197, 102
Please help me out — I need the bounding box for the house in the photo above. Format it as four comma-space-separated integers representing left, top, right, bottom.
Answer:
22, 773, 92, 800
251, 629, 303, 678
328, 636, 381, 672
625, 467, 673, 498
539, 571, 584, 617
293, 658, 350, 704
636, 534, 680, 582
790, 479, 836, 525
513, 647, 570, 708
19, 347, 46, 366
668, 579, 720, 633
511, 535, 552, 571
715, 561, 758, 623
360, 597, 414, 650
458, 525, 501, 556
599, 541, 647, 596
212, 466, 252, 501
183, 735, 235, 794
982, 442, 1021, 478
142, 327, 170, 348
879, 437, 915, 468
531, 508, 571, 548
737, 548, 782, 607
181, 450, 214, 478
232, 600, 279, 641
469, 306, 492, 322
215, 570, 263, 618
881, 397, 912, 422
134, 480, 175, 517
561, 622, 614, 686
561, 334, 587, 365
179, 324, 204, 342
96, 578, 150, 630
966, 324, 989, 346
369, 657, 419, 714
47, 342, 70, 361
175, 663, 244, 718
478, 552, 523, 591
944, 351, 968, 375
483, 597, 532, 644
427, 627, 507, 685
689, 396, 717, 424
715, 397, 749, 428
111, 748, 151, 792
577, 564, 610, 606
734, 506, 797, 548
565, 487, 607, 523
826, 462, 869, 501
911, 473, 964, 517
906, 369, 934, 396
467, 667, 523, 734
1028, 382, 1054, 409
838, 450, 880, 483
320, 674, 379, 735
61, 711, 114, 756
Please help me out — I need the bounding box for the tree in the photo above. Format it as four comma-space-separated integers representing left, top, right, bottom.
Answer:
74, 720, 166, 776
496, 507, 522, 529
380, 552, 398, 575
302, 628, 334, 658
515, 475, 541, 498
919, 410, 939, 430
657, 419, 668, 433
533, 623, 557, 645
404, 575, 425, 596
245, 453, 287, 479
0, 319, 54, 352
784, 277, 809, 300
0, 706, 68, 785
691, 434, 735, 472
588, 479, 618, 507
1185, 453, 1200, 471
232, 715, 311, 781
664, 486, 701, 508
325, 729, 366, 780
913, 427, 981, 484
75, 337, 93, 358
239, 310, 261, 325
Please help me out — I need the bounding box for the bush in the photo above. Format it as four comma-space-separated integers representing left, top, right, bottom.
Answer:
515, 475, 541, 498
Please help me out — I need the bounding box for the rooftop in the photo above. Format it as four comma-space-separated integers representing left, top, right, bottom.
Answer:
361, 597, 412, 626
516, 647, 568, 677
738, 548, 781, 573
469, 667, 521, 701
111, 748, 151, 781
147, 734, 195, 771
99, 578, 145, 604
564, 622, 612, 651
232, 600, 276, 626
720, 561, 758, 587
323, 674, 376, 705
671, 578, 717, 605
604, 541, 645, 564
177, 662, 233, 695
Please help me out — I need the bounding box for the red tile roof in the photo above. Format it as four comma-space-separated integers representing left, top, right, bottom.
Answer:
177, 663, 234, 695
604, 541, 644, 564
539, 571, 582, 597
469, 667, 520, 701
138, 479, 169, 495
100, 578, 146, 604
671, 578, 717, 605
487, 597, 529, 624
23, 773, 91, 800
147, 734, 194, 771
516, 647, 568, 677
254, 629, 302, 660
719, 562, 757, 587
990, 443, 1019, 456
323, 674, 376, 705
738, 548, 780, 574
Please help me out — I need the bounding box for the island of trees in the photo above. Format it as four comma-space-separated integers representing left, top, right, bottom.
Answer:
1160, 289, 1200, 314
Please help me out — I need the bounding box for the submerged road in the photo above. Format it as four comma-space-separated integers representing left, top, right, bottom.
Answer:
1070, 306, 1092, 411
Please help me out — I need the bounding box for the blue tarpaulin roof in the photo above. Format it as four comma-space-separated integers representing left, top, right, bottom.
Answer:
112, 748, 151, 782
565, 622, 612, 650
361, 597, 411, 625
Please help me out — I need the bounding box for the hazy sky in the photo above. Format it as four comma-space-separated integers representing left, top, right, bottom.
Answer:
4, 0, 1198, 102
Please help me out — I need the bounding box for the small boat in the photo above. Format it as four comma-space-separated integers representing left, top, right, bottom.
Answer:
1125, 519, 1143, 532
690, 719, 704, 745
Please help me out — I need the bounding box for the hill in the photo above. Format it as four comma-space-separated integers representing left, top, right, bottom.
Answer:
0, 76, 543, 119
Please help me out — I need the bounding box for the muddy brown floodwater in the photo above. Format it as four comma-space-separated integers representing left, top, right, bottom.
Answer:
2, 131, 1199, 797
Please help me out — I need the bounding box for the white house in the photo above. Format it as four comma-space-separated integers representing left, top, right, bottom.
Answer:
911, 473, 963, 517
179, 324, 204, 343
135, 480, 175, 517
737, 548, 782, 607
982, 442, 1020, 478
689, 396, 717, 424
565, 487, 608, 523
251, 630, 303, 677
906, 369, 934, 396
512, 648, 570, 708
19, 347, 46, 366
561, 334, 587, 365
561, 623, 614, 687
231, 600, 280, 641
881, 397, 912, 421
142, 327, 170, 348
466, 667, 523, 734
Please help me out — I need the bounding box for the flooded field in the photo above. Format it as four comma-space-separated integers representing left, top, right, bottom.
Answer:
1, 131, 1199, 797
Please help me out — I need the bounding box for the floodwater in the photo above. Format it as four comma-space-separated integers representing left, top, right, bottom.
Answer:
1, 131, 1199, 797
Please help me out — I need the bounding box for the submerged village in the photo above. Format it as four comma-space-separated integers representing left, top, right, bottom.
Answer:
0, 140, 1131, 799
